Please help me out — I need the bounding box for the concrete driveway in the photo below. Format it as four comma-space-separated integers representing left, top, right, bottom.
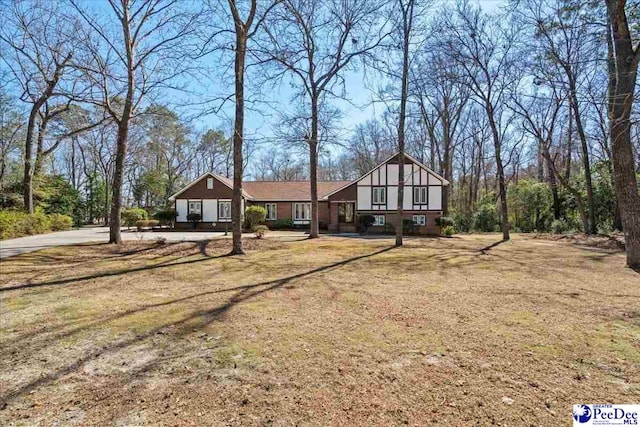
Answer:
0, 227, 232, 259
0, 227, 311, 259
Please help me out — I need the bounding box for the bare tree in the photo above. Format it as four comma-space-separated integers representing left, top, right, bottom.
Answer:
393, 0, 417, 247
520, 0, 600, 234
413, 35, 470, 216
225, 0, 280, 254
0, 0, 78, 213
438, 2, 517, 241
71, 0, 198, 243
606, 0, 640, 268
257, 0, 389, 238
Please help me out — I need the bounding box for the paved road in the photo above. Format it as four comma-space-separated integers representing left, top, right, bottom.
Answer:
0, 227, 264, 259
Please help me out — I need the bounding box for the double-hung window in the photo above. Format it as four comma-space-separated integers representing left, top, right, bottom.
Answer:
293, 203, 311, 221
218, 201, 231, 221
413, 186, 428, 205
412, 215, 426, 226
373, 215, 385, 226
265, 203, 277, 220
372, 187, 386, 205
206, 177, 214, 189
188, 200, 202, 216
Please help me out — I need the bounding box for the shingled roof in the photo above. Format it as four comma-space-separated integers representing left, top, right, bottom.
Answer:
242, 181, 352, 201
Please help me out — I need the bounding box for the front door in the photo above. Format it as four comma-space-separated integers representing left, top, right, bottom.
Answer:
338, 202, 356, 231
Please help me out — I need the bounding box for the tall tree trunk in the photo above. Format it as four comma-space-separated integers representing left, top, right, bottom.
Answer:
109, 6, 134, 244
23, 106, 39, 214
231, 25, 247, 255
396, 0, 413, 247
606, 0, 640, 268
569, 80, 597, 234
537, 141, 544, 182
565, 108, 573, 180
309, 94, 319, 239
109, 121, 129, 243
546, 153, 561, 220
487, 103, 509, 240
33, 116, 50, 178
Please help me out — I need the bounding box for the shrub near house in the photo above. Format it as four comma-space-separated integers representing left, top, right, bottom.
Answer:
121, 208, 148, 229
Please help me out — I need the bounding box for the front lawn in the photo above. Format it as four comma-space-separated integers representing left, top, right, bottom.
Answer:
0, 235, 638, 425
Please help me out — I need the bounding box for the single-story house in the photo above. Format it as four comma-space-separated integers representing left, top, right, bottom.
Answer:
168, 152, 449, 235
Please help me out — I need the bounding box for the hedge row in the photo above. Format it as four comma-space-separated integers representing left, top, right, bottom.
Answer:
0, 210, 73, 240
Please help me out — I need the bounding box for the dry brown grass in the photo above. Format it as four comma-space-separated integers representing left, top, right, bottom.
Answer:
0, 234, 638, 426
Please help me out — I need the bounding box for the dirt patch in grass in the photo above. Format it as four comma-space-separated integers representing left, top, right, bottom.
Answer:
0, 234, 638, 425
533, 233, 626, 251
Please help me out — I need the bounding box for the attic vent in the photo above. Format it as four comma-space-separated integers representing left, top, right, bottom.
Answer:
207, 178, 214, 189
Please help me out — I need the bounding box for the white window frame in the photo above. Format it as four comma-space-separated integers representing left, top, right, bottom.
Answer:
373, 215, 385, 226
218, 201, 231, 221
265, 203, 277, 220
372, 187, 386, 205
412, 215, 426, 226
206, 177, 214, 189
413, 186, 428, 204
293, 202, 311, 221
188, 200, 202, 216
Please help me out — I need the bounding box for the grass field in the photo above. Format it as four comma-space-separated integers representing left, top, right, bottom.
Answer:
0, 234, 638, 426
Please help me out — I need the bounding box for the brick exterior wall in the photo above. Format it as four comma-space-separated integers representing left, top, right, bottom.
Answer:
358, 211, 442, 235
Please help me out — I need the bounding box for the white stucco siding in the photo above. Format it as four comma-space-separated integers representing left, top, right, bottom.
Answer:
176, 199, 188, 222
361, 173, 371, 185
403, 186, 413, 209
202, 199, 217, 222
429, 174, 442, 185
429, 186, 442, 210
404, 164, 414, 185
387, 164, 399, 185
420, 169, 428, 185
357, 186, 371, 210
387, 186, 398, 210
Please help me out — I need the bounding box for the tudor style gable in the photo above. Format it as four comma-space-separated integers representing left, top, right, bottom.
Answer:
351, 153, 447, 212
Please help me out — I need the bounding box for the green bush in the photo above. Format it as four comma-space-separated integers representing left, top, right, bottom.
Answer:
442, 225, 454, 237
121, 207, 148, 228
452, 211, 473, 233
473, 204, 499, 232
0, 210, 72, 239
435, 216, 454, 227
550, 219, 569, 235
245, 205, 267, 230
271, 218, 294, 230
357, 214, 375, 233
152, 209, 176, 226
253, 225, 269, 239
49, 213, 73, 231
403, 219, 418, 234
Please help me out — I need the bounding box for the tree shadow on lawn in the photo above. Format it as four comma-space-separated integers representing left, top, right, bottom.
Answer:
477, 239, 507, 255
1, 241, 191, 286
0, 245, 395, 406
0, 241, 223, 293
